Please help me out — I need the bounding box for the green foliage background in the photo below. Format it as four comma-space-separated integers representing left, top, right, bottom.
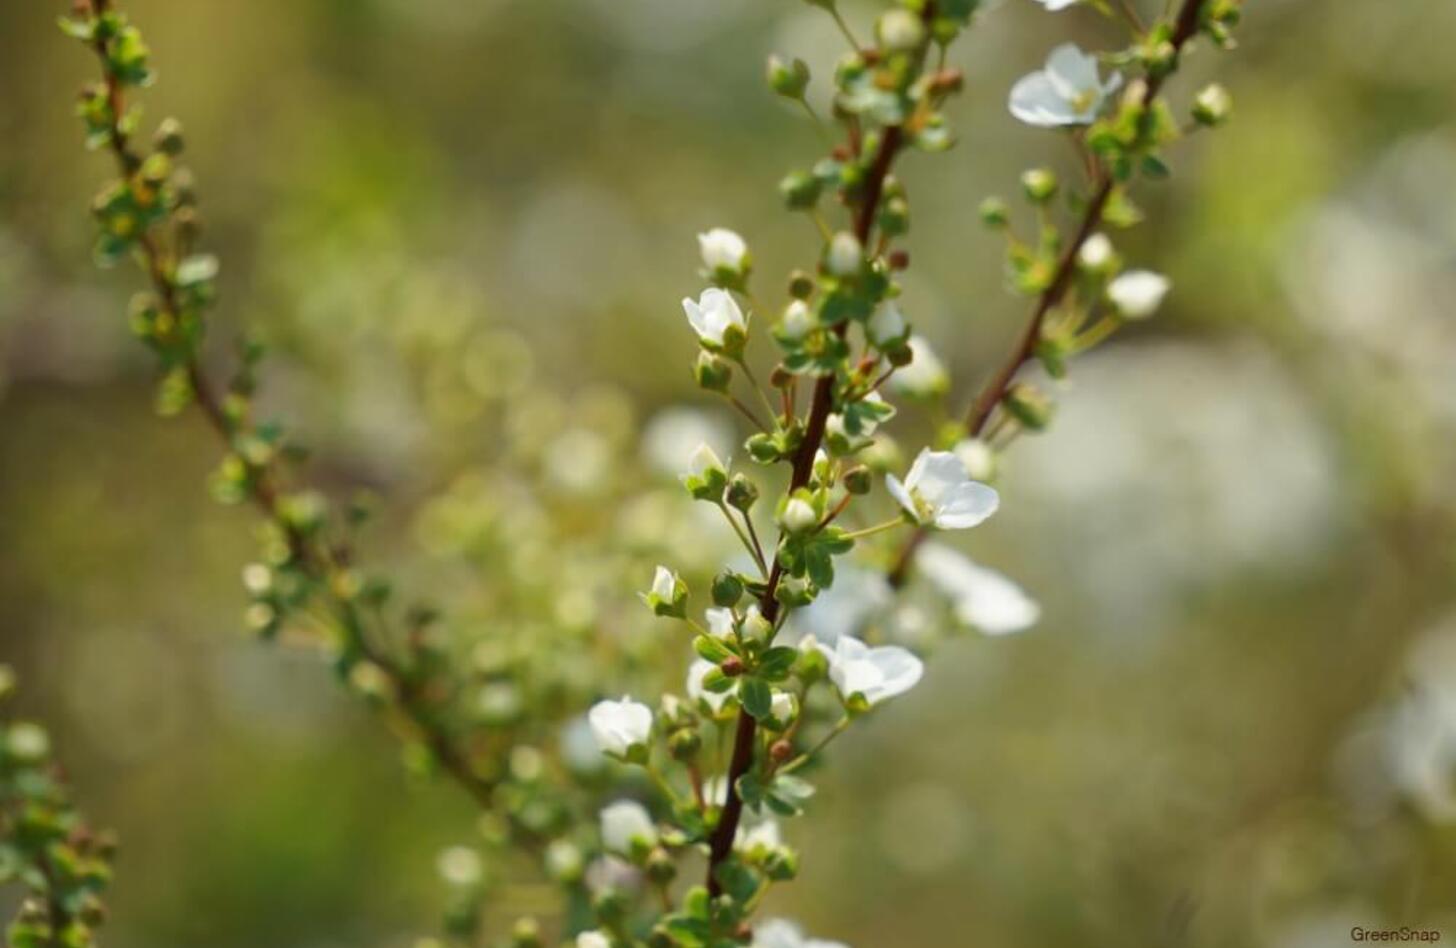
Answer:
3, 0, 1456, 944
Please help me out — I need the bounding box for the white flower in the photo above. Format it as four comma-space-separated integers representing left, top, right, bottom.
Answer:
705, 607, 736, 639
752, 918, 850, 948
651, 566, 676, 600
599, 800, 657, 854
877, 9, 925, 51
740, 605, 773, 644
437, 846, 484, 887
1029, 0, 1080, 9
815, 635, 924, 706
1107, 270, 1171, 319
687, 659, 732, 712
577, 931, 612, 948
642, 407, 734, 477
953, 437, 997, 482
867, 301, 908, 347
588, 697, 653, 755
781, 497, 819, 534
793, 568, 893, 642
888, 335, 948, 398
689, 442, 726, 478
736, 817, 782, 853
886, 449, 1000, 530
780, 299, 814, 341
826, 232, 863, 276
916, 542, 1041, 635
682, 288, 747, 346
698, 228, 748, 273
1077, 232, 1114, 270
1009, 43, 1122, 127
770, 690, 797, 722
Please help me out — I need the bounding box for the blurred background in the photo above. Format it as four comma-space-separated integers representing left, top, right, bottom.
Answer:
3, 0, 1456, 945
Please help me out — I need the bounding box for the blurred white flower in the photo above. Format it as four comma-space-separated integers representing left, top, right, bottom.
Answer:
877, 9, 925, 51
1078, 232, 1114, 270
736, 817, 782, 852
887, 449, 1000, 530
826, 232, 863, 276
953, 437, 997, 482
916, 542, 1040, 635
588, 697, 653, 755
816, 635, 924, 706
888, 335, 949, 398
698, 227, 748, 273
792, 566, 892, 642
436, 846, 483, 887
1029, 0, 1080, 9
780, 299, 814, 340
1009, 43, 1121, 127
599, 799, 657, 854
770, 690, 797, 722
682, 287, 747, 346
1108, 270, 1171, 319
752, 918, 849, 948
706, 607, 736, 639
651, 566, 677, 600
867, 301, 908, 347
577, 931, 612, 948
689, 442, 727, 478
687, 658, 732, 712
642, 407, 734, 477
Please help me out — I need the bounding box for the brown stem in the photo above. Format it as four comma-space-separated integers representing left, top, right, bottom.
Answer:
80, 0, 494, 809
885, 0, 1211, 589
705, 8, 935, 895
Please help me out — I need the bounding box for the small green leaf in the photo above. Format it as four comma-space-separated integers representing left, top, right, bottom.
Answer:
739, 676, 771, 720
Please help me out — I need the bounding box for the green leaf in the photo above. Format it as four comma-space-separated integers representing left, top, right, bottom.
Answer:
713, 858, 761, 904
756, 647, 798, 682
693, 635, 733, 664
739, 676, 771, 720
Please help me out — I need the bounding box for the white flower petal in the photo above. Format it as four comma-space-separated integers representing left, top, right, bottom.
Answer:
933, 481, 1000, 530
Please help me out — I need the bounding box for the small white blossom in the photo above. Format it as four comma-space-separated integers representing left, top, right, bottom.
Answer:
752, 918, 850, 948
1107, 270, 1171, 319
877, 9, 925, 51
651, 566, 677, 600
437, 846, 484, 887
689, 442, 726, 478
770, 690, 797, 722
867, 300, 908, 347
1077, 232, 1114, 270
780, 299, 814, 340
588, 696, 653, 756
781, 497, 819, 534
1009, 43, 1122, 127
917, 542, 1041, 635
1029, 0, 1080, 9
682, 287, 748, 346
886, 449, 1000, 530
698, 228, 749, 273
826, 232, 863, 276
687, 658, 732, 712
736, 817, 783, 853
953, 437, 997, 482
816, 635, 924, 707
599, 799, 658, 854
740, 604, 773, 644
706, 607, 736, 639
577, 931, 613, 948
888, 335, 949, 398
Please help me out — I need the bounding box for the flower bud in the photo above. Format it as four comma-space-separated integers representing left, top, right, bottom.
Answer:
763, 847, 800, 881
668, 728, 702, 761
740, 608, 773, 644
979, 196, 1009, 229
1107, 270, 1171, 319
1077, 233, 1115, 273
745, 432, 781, 464
1191, 83, 1232, 127
953, 437, 997, 482
780, 497, 819, 534
154, 117, 185, 155
877, 9, 925, 51
779, 170, 823, 210
825, 231, 863, 277
698, 228, 750, 280
711, 571, 745, 607
778, 299, 814, 341
787, 269, 816, 300
645, 847, 677, 886
766, 55, 811, 99
510, 918, 543, 948
721, 655, 745, 677
725, 473, 760, 511
1020, 167, 1058, 204
694, 351, 732, 392
843, 465, 872, 495
769, 739, 794, 763
1003, 383, 1055, 431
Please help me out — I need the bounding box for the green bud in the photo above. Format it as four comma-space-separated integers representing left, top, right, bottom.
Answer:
509, 918, 542, 948
1002, 382, 1055, 431
1020, 168, 1058, 204
879, 195, 910, 237
842, 465, 872, 495
1191, 83, 1232, 127
766, 55, 811, 99
694, 351, 733, 392
646, 847, 678, 885
745, 432, 781, 464
725, 473, 760, 511
779, 170, 823, 210
978, 196, 1009, 229
154, 117, 185, 155
711, 570, 745, 607
787, 270, 816, 300
668, 728, 702, 761
763, 847, 800, 881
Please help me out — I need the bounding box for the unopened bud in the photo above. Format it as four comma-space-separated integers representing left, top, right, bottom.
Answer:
766, 55, 811, 99
1020, 168, 1058, 204
1002, 382, 1055, 431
